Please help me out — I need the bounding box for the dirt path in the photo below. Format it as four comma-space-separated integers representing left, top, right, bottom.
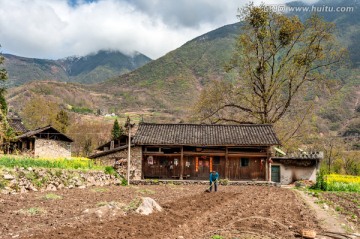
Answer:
293, 189, 359, 239
296, 190, 347, 232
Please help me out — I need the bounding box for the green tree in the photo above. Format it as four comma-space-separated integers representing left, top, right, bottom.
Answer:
111, 119, 123, 140
55, 110, 70, 133
21, 95, 59, 129
196, 3, 347, 124
0, 46, 10, 147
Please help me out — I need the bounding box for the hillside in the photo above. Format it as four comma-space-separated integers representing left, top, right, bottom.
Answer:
2, 50, 152, 86
4, 0, 360, 154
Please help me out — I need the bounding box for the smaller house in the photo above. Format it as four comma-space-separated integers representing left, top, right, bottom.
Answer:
271, 152, 323, 184
11, 125, 73, 158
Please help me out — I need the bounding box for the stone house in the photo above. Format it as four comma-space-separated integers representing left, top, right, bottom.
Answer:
11, 125, 73, 158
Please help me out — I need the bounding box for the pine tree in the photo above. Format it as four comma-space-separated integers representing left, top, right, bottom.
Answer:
111, 119, 123, 140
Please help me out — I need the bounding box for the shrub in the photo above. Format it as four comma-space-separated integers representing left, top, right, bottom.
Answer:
219, 178, 229, 186
104, 166, 115, 175
121, 178, 128, 186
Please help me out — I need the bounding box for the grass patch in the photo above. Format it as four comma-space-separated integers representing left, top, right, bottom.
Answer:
96, 201, 123, 208
0, 156, 104, 171
136, 189, 155, 195
91, 187, 108, 193
18, 207, 46, 216
43, 193, 62, 200
123, 198, 142, 212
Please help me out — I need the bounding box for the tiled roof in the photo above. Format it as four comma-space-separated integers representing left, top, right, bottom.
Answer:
132, 123, 280, 146
16, 125, 73, 142
89, 144, 134, 159
8, 118, 28, 134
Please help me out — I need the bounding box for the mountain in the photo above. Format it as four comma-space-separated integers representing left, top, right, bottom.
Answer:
91, 22, 243, 112
286, 0, 360, 67
2, 50, 152, 86
6, 0, 360, 138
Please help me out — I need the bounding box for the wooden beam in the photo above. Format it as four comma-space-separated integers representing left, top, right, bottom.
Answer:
180, 146, 184, 180
143, 152, 267, 157
225, 147, 229, 179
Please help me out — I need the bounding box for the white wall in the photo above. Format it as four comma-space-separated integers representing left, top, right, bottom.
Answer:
272, 163, 318, 185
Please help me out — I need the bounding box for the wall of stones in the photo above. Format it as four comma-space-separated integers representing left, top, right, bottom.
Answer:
0, 167, 122, 195
93, 146, 142, 180
35, 139, 71, 158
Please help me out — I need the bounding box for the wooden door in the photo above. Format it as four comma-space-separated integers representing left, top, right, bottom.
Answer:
271, 165, 280, 182
198, 158, 210, 179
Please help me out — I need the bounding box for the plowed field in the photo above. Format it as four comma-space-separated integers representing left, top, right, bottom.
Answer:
0, 185, 320, 239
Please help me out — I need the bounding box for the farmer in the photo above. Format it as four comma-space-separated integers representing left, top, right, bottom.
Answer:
209, 170, 219, 192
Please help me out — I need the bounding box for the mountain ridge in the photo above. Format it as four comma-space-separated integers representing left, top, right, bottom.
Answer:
2, 50, 152, 86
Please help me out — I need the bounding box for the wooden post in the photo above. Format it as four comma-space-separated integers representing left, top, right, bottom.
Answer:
127, 127, 131, 185
265, 158, 269, 181
225, 147, 229, 179
180, 146, 184, 180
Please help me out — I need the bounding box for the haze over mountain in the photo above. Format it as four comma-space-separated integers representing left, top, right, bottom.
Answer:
3, 50, 152, 86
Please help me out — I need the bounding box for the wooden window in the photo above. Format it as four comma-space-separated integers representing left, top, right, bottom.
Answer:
213, 156, 220, 165
145, 147, 160, 152
241, 158, 249, 167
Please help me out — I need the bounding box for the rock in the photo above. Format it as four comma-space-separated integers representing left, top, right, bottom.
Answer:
78, 185, 86, 189
68, 185, 74, 189
29, 186, 38, 192
57, 183, 64, 190
1, 189, 10, 195
135, 197, 163, 215
323, 204, 329, 210
27, 167, 33, 171
75, 181, 83, 187
301, 229, 316, 239
83, 203, 124, 219
20, 186, 27, 194
46, 184, 57, 191
3, 174, 14, 180
178, 236, 184, 239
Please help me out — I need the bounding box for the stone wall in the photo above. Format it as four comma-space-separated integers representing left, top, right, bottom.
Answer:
0, 167, 122, 195
93, 146, 142, 180
34, 139, 71, 158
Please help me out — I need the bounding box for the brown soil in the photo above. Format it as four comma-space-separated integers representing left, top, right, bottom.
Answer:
321, 192, 360, 231
0, 185, 321, 239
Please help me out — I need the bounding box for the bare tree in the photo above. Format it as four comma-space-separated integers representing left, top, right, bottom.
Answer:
196, 3, 347, 124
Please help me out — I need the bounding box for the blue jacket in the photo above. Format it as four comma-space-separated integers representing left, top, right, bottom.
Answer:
209, 172, 219, 183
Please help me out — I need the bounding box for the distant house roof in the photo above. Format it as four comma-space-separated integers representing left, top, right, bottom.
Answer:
8, 118, 28, 134
16, 125, 73, 142
132, 123, 280, 146
96, 134, 131, 150
89, 144, 134, 159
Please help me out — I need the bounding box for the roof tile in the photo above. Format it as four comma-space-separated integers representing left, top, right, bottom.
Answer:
133, 123, 280, 146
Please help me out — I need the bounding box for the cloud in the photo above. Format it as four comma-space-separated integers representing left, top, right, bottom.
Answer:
0, 0, 320, 60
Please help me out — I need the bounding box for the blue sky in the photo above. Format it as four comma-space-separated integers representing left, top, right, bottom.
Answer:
0, 0, 319, 60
